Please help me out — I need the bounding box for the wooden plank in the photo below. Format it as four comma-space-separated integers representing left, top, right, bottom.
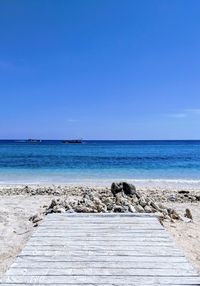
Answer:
7, 267, 197, 276
28, 241, 175, 247
39, 225, 164, 230
16, 255, 188, 263
44, 220, 161, 225
1, 275, 200, 284
32, 230, 167, 240
24, 245, 178, 251
1, 284, 199, 286
32, 235, 170, 240
33, 230, 167, 235
20, 249, 182, 256
47, 213, 159, 217
29, 237, 173, 243
12, 261, 194, 270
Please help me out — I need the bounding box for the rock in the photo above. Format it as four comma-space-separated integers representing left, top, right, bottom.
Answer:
48, 199, 57, 209
163, 215, 171, 220
111, 182, 123, 196
178, 190, 190, 194
161, 209, 168, 216
167, 208, 180, 220
185, 208, 193, 220
66, 208, 74, 213
29, 214, 42, 224
102, 197, 113, 205
139, 197, 147, 207
167, 208, 173, 215
134, 204, 144, 213
150, 201, 161, 212
122, 182, 137, 196
96, 203, 107, 212
144, 205, 152, 213
195, 195, 200, 201
128, 205, 136, 213
107, 203, 114, 211
170, 211, 180, 220
113, 205, 124, 212
131, 194, 139, 204
158, 203, 166, 209
52, 206, 65, 213
168, 195, 176, 202
75, 206, 93, 213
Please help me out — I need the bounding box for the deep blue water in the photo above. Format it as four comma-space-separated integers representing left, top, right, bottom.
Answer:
0, 140, 200, 183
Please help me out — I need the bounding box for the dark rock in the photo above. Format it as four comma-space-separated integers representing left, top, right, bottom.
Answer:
178, 190, 190, 194
111, 182, 123, 196
185, 208, 193, 220
113, 205, 124, 212
48, 199, 57, 209
29, 214, 42, 224
122, 182, 136, 196
195, 195, 200, 201
170, 210, 180, 220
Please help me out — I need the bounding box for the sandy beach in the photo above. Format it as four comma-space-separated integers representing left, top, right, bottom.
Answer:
0, 182, 200, 278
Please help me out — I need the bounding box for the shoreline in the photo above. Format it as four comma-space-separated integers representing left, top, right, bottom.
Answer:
0, 178, 200, 190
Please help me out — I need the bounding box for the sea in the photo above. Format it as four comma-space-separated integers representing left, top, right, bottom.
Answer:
0, 140, 200, 185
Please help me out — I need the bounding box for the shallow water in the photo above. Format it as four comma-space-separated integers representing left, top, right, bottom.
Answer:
0, 140, 200, 183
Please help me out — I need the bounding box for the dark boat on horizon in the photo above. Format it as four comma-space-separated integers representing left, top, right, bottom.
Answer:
27, 139, 42, 143
62, 139, 83, 144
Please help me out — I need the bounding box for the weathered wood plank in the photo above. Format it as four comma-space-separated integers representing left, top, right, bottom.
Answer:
32, 233, 169, 238
29, 237, 173, 243
47, 213, 159, 217
16, 255, 188, 263
40, 227, 163, 233
7, 267, 197, 276
24, 245, 178, 252
11, 261, 193, 270
28, 241, 175, 247
20, 249, 182, 256
43, 220, 159, 224
1, 275, 200, 284
1, 284, 199, 286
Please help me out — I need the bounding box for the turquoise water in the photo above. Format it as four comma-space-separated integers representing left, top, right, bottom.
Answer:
0, 140, 200, 183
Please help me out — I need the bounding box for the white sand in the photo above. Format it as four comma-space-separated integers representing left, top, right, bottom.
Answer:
0, 195, 52, 275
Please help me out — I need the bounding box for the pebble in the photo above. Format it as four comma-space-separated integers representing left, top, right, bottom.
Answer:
185, 208, 193, 220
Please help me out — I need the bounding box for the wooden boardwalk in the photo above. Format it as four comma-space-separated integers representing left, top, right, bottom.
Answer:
1, 213, 200, 285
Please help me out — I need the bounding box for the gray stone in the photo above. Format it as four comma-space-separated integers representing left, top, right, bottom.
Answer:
150, 201, 161, 212
111, 182, 123, 196
185, 208, 193, 220
122, 182, 136, 196
134, 204, 144, 213
144, 205, 152, 213
139, 197, 147, 207
128, 205, 136, 213
113, 205, 124, 212
168, 195, 176, 201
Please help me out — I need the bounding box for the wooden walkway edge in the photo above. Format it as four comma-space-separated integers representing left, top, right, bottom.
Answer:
1, 213, 200, 285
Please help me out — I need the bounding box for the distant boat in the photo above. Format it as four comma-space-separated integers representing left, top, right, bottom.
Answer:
27, 139, 42, 143
62, 139, 83, 144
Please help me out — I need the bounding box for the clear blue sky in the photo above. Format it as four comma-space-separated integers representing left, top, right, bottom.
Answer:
0, 0, 200, 140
